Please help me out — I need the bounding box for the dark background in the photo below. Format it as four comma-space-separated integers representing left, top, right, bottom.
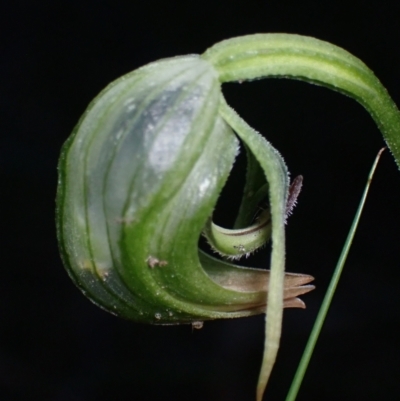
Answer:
2, 1, 400, 400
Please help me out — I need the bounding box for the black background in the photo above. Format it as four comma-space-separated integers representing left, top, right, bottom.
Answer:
2, 1, 400, 401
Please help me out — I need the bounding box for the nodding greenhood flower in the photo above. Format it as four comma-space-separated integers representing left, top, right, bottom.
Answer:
57, 34, 400, 400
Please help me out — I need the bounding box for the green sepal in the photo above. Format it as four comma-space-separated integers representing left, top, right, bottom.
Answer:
56, 55, 301, 325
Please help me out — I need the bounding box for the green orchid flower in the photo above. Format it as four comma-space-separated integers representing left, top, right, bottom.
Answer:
56, 34, 400, 400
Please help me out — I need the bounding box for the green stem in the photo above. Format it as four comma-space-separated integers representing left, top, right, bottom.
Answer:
285, 147, 386, 401
203, 34, 400, 168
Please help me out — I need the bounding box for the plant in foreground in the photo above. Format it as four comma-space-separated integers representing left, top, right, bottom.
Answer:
56, 34, 400, 400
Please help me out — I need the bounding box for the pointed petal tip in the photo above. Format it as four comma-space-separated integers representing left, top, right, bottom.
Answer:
284, 272, 314, 287
283, 284, 315, 301
284, 297, 305, 309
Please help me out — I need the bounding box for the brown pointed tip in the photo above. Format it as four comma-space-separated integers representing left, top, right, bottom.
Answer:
284, 272, 314, 286
283, 284, 315, 301
284, 297, 306, 309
